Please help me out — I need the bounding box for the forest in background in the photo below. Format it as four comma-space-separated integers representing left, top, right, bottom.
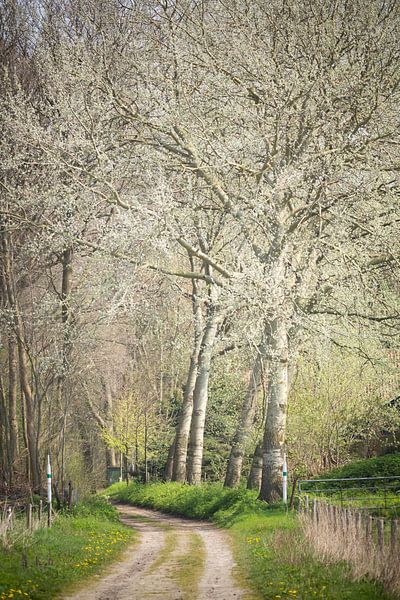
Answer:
0, 0, 399, 504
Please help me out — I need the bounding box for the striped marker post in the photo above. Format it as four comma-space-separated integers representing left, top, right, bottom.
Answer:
47, 454, 52, 527
283, 454, 288, 504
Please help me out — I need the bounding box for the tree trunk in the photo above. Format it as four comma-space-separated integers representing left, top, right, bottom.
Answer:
7, 335, 19, 484
164, 439, 175, 481
77, 419, 96, 491
259, 316, 289, 503
172, 276, 203, 482
224, 346, 265, 488
247, 441, 263, 491
58, 246, 73, 499
187, 299, 220, 485
144, 409, 149, 483
18, 332, 41, 490
86, 389, 117, 469
0, 228, 40, 490
0, 372, 9, 486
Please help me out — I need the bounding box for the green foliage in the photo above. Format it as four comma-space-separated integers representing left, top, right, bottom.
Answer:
203, 358, 250, 481
287, 347, 400, 477
108, 482, 390, 600
72, 495, 120, 521
0, 499, 133, 600
107, 480, 262, 520
318, 453, 400, 482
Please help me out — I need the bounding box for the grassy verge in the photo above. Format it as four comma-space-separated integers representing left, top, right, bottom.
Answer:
0, 497, 134, 600
107, 481, 391, 600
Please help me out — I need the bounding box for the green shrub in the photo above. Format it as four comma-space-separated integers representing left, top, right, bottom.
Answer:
106, 481, 271, 522
72, 495, 119, 521
320, 453, 400, 481
302, 454, 400, 494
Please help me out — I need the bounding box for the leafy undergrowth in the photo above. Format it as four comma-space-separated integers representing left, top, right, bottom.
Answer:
313, 454, 400, 486
0, 497, 134, 600
107, 481, 391, 600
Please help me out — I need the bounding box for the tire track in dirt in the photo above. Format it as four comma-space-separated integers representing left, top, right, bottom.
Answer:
63, 504, 252, 600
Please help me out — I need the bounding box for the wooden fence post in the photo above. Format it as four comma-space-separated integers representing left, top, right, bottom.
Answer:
326, 503, 331, 526
332, 505, 338, 532
38, 499, 43, 522
7, 507, 13, 530
344, 508, 350, 533
365, 516, 373, 546
355, 512, 361, 541
377, 519, 384, 552
26, 503, 32, 530
390, 520, 398, 555
339, 508, 345, 533
297, 496, 302, 513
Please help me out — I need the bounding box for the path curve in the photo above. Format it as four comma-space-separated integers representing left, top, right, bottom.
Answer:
64, 503, 251, 600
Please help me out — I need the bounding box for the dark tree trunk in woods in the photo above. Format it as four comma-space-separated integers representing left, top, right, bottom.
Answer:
247, 441, 263, 491
224, 343, 266, 487
7, 335, 19, 484
165, 440, 175, 481
58, 246, 73, 499
1, 226, 40, 490
0, 374, 9, 485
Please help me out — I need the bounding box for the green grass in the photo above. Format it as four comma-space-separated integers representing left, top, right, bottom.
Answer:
0, 496, 134, 600
107, 481, 392, 600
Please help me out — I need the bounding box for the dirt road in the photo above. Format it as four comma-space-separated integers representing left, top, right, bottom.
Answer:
64, 504, 254, 600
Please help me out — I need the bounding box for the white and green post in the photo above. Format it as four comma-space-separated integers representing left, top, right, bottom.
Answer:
282, 453, 288, 504
47, 454, 52, 527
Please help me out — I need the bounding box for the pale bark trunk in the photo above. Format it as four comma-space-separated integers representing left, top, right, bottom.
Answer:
259, 316, 289, 502
224, 346, 265, 488
172, 277, 203, 482
247, 441, 263, 491
187, 301, 220, 485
